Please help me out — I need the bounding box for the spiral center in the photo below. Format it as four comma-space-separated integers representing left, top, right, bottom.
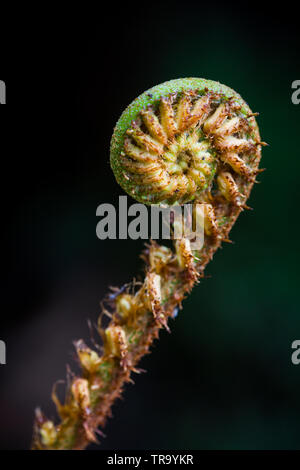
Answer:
176, 150, 190, 172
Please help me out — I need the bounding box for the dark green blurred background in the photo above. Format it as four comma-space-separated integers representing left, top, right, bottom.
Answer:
0, 2, 299, 450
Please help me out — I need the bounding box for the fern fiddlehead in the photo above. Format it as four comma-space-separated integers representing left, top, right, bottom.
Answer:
32, 78, 265, 450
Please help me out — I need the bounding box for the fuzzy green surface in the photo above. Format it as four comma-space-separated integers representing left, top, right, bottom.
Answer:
110, 78, 255, 205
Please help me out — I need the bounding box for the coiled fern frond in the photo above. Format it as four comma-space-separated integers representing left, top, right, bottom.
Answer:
32, 78, 265, 450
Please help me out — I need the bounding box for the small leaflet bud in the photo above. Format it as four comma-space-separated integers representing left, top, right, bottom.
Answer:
104, 326, 127, 358
40, 421, 57, 447
75, 340, 101, 374
71, 378, 90, 413
116, 294, 135, 319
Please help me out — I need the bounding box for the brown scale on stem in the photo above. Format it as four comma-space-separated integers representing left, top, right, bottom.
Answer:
32, 80, 264, 450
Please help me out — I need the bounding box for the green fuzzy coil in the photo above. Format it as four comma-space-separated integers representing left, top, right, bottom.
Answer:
110, 77, 254, 205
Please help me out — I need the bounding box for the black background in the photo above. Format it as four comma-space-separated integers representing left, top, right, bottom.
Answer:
0, 2, 300, 450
